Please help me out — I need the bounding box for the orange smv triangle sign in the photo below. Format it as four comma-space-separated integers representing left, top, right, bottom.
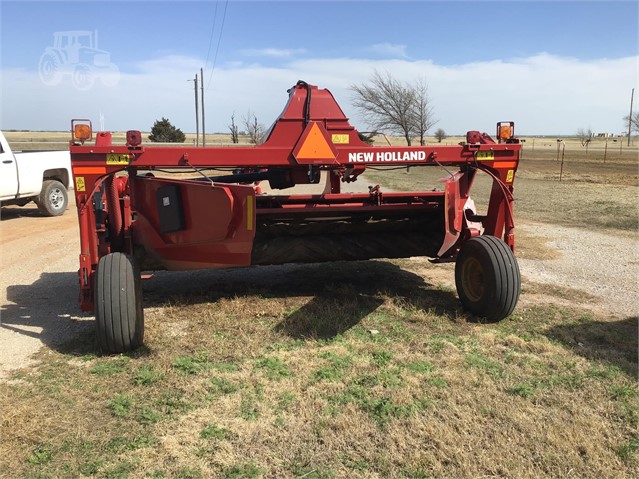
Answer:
293, 122, 337, 163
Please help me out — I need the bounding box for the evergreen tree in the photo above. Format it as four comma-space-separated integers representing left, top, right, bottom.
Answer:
148, 118, 186, 143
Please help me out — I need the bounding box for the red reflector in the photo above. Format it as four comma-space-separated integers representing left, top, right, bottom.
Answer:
127, 130, 142, 147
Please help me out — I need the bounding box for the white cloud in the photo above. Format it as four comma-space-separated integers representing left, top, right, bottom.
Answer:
240, 48, 307, 58
1, 53, 636, 136
369, 43, 409, 59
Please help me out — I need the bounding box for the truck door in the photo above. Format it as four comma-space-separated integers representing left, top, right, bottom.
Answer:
0, 136, 19, 200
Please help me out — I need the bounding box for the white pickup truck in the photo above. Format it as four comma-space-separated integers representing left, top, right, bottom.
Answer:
0, 131, 72, 216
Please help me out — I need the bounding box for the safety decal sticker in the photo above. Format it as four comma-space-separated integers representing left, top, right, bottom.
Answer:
476, 151, 495, 161
106, 153, 131, 165
331, 134, 349, 144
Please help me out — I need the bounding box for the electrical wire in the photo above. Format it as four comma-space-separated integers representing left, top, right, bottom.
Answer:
203, 1, 220, 70
206, 0, 229, 91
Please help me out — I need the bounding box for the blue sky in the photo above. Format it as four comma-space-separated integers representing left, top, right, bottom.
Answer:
1, 0, 638, 135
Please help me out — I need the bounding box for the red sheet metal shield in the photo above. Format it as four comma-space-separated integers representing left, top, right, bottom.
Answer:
292, 121, 338, 164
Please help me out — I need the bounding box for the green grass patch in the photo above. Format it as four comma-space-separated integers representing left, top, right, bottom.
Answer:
371, 350, 393, 367
172, 352, 213, 374
89, 357, 130, 376
210, 361, 240, 373
200, 423, 234, 441
464, 351, 504, 378
208, 376, 241, 395
617, 438, 639, 462
222, 462, 263, 479
137, 406, 162, 424
26, 446, 53, 465
508, 383, 536, 398
254, 357, 290, 380
133, 365, 165, 386
312, 350, 354, 382
403, 360, 434, 374
427, 377, 448, 388
109, 393, 133, 417
610, 384, 636, 400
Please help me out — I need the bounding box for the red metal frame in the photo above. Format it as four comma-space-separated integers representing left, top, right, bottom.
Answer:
70, 81, 521, 312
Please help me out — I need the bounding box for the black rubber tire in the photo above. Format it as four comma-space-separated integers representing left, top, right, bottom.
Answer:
95, 253, 144, 353
36, 179, 68, 216
455, 235, 521, 322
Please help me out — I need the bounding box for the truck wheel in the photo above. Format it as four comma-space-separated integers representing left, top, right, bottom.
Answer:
37, 179, 68, 216
95, 253, 144, 353
455, 235, 520, 322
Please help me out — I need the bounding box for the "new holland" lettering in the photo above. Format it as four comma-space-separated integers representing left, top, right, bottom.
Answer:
348, 151, 427, 163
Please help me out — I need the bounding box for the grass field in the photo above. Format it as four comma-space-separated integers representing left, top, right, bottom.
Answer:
1, 132, 637, 478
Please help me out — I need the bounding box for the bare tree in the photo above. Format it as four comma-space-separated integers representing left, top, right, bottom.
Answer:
576, 128, 593, 147
623, 112, 639, 134
242, 110, 264, 145
411, 77, 437, 146
434, 128, 446, 143
350, 70, 417, 146
228, 112, 239, 144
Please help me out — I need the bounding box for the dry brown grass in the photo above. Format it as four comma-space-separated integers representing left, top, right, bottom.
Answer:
0, 260, 637, 478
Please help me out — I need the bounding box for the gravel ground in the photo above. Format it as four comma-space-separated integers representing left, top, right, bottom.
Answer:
1, 181, 637, 379
517, 222, 639, 318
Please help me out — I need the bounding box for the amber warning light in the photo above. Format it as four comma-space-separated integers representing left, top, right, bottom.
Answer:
497, 121, 515, 142
71, 119, 93, 144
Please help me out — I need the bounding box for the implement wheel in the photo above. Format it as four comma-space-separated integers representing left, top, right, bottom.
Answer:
95, 252, 144, 353
455, 235, 520, 322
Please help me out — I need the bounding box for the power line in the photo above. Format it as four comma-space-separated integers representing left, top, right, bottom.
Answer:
206, 0, 229, 91
203, 1, 219, 70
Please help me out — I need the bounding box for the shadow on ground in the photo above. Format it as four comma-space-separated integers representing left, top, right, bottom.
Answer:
545, 316, 638, 378
145, 260, 460, 340
0, 205, 47, 220
2, 271, 94, 357
2, 260, 461, 357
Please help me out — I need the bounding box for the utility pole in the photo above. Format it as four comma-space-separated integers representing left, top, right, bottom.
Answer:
628, 87, 634, 147
201, 67, 206, 147
189, 76, 199, 147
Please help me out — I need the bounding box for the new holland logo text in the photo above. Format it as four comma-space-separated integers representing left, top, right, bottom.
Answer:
348, 151, 426, 163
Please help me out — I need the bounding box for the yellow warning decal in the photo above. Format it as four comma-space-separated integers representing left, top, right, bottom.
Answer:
331, 134, 349, 144
246, 196, 254, 231
106, 153, 131, 165
75, 176, 86, 192
506, 170, 514, 183
296, 123, 336, 160
476, 151, 495, 161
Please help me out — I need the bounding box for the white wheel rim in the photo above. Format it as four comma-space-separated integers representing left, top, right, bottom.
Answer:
49, 188, 64, 210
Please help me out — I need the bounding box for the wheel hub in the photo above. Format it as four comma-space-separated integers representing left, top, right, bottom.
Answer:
49, 188, 64, 210
461, 257, 484, 302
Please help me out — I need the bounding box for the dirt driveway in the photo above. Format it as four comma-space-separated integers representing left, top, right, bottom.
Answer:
1, 191, 637, 379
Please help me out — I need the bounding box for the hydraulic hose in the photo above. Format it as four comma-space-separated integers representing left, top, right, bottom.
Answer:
105, 175, 123, 250
296, 80, 312, 126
